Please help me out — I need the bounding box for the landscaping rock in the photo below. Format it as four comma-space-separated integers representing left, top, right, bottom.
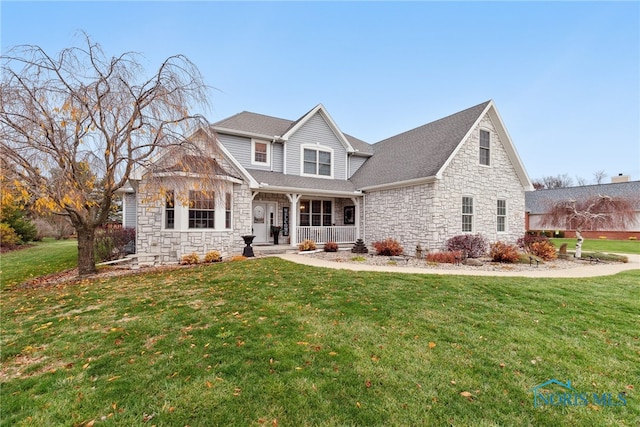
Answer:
463, 258, 483, 266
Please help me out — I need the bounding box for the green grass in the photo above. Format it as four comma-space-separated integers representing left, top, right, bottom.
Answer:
1, 256, 639, 426
551, 238, 640, 255
0, 238, 78, 290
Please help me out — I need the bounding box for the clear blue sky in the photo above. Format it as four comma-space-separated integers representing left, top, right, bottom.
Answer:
2, 1, 639, 184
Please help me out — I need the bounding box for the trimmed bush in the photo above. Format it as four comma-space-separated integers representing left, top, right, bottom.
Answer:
204, 250, 222, 263
180, 252, 200, 265
445, 234, 488, 258
230, 255, 247, 262
489, 241, 520, 263
425, 250, 462, 264
372, 238, 404, 256
530, 240, 557, 261
298, 239, 317, 251
517, 233, 549, 253
324, 241, 339, 252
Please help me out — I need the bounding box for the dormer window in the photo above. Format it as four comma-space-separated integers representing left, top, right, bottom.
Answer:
302, 147, 332, 177
479, 130, 490, 166
252, 140, 269, 166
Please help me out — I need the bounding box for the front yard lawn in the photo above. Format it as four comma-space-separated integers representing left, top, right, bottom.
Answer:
1, 257, 638, 426
551, 237, 640, 255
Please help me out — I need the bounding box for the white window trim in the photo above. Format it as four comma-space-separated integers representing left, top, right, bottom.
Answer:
300, 144, 334, 179
497, 198, 507, 233
462, 196, 474, 233
251, 139, 270, 166
479, 128, 491, 167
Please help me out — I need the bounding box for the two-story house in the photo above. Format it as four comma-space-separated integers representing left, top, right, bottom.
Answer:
122, 100, 533, 262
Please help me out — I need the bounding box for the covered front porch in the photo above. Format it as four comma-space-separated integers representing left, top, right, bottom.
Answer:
250, 190, 362, 246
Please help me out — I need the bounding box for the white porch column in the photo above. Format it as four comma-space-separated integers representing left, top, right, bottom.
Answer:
351, 196, 361, 240
286, 193, 301, 247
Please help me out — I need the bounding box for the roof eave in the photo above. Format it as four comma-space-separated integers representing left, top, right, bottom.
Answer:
212, 126, 280, 142
359, 176, 439, 192
252, 183, 362, 197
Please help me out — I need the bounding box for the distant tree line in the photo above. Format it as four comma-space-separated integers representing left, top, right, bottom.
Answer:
532, 170, 609, 190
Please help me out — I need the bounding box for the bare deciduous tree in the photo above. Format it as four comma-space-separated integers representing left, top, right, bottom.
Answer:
541, 195, 637, 257
1, 34, 218, 275
593, 170, 607, 185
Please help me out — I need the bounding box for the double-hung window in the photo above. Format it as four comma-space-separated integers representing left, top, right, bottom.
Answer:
225, 192, 232, 229
252, 140, 269, 165
303, 148, 332, 177
497, 199, 507, 232
462, 197, 474, 232
479, 130, 490, 166
189, 190, 215, 229
165, 191, 175, 229
299, 199, 332, 226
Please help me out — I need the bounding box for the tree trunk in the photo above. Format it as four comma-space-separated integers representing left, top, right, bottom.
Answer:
575, 230, 583, 259
77, 226, 97, 276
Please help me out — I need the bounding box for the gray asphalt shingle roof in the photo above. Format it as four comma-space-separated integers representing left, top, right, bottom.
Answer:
248, 169, 358, 193
213, 101, 510, 192
212, 111, 374, 156
525, 181, 640, 213
350, 101, 491, 188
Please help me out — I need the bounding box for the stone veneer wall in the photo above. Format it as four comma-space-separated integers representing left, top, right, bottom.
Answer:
363, 183, 435, 255
364, 114, 526, 254
135, 150, 254, 262
136, 180, 253, 262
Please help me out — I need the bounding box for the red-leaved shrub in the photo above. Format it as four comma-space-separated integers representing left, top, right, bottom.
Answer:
489, 241, 520, 263
445, 234, 488, 258
425, 251, 463, 264
372, 238, 404, 256
530, 240, 557, 261
324, 241, 339, 252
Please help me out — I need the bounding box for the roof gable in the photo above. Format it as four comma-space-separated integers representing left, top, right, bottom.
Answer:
282, 104, 354, 153
211, 106, 374, 156
351, 101, 490, 188
351, 100, 532, 191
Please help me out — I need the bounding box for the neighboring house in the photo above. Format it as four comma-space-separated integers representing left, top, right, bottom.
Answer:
526, 180, 640, 239
122, 100, 533, 262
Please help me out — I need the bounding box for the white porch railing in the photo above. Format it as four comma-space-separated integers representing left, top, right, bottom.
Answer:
296, 226, 357, 244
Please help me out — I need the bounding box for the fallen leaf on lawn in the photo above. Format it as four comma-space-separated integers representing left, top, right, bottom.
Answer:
272, 419, 278, 427
356, 401, 361, 408
142, 412, 154, 422
107, 376, 120, 382
460, 391, 473, 400
233, 387, 242, 396
328, 351, 337, 356
206, 381, 212, 388
428, 342, 436, 349
450, 380, 456, 385
499, 363, 505, 368
625, 385, 634, 390
365, 380, 372, 388
85, 420, 95, 427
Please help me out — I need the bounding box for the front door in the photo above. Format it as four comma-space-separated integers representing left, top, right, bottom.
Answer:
253, 202, 276, 243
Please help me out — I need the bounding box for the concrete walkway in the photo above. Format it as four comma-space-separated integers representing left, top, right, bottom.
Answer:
275, 253, 640, 278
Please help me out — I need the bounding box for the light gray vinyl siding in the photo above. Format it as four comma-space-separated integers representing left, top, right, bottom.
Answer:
286, 113, 348, 179
218, 133, 281, 172
349, 155, 368, 178
218, 134, 251, 167
272, 143, 284, 173
124, 193, 137, 229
